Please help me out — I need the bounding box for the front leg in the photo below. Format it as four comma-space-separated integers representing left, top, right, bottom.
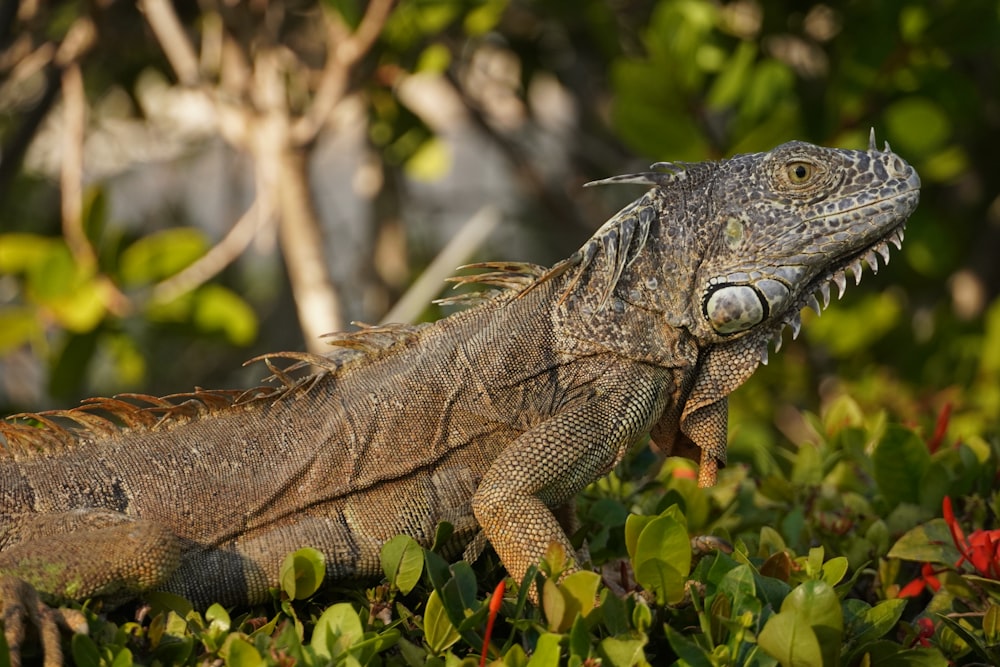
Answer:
471, 371, 667, 590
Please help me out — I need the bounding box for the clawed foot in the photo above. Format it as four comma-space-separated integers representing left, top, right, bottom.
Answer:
1, 576, 88, 667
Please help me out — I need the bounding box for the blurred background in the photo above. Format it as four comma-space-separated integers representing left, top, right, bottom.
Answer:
0, 0, 997, 467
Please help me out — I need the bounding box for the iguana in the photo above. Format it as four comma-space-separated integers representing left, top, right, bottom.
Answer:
1, 135, 919, 664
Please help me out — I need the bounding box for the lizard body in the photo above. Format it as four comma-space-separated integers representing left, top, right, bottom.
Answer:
0, 137, 920, 663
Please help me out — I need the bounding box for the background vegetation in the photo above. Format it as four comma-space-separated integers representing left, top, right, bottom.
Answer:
1, 0, 999, 664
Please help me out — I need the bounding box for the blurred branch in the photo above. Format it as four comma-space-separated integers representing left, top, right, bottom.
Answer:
442, 69, 591, 253
58, 61, 91, 268
137, 0, 200, 86
291, 0, 395, 145
380, 205, 502, 325
152, 198, 268, 304
0, 14, 97, 206
56, 19, 130, 316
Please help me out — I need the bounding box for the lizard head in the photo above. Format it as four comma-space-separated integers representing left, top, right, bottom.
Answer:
686, 134, 920, 355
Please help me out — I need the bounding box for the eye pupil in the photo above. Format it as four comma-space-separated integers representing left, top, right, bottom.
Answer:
787, 162, 812, 183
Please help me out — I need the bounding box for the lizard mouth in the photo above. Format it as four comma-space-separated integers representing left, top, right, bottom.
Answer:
757, 216, 910, 364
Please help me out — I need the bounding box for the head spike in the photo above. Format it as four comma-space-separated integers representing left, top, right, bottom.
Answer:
883, 140, 892, 153
868, 127, 877, 152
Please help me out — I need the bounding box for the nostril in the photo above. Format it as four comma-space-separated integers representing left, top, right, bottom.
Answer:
884, 155, 908, 179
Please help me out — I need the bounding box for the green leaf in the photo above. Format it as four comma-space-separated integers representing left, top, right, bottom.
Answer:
769, 580, 843, 667
598, 634, 648, 667
885, 97, 951, 157
664, 623, 714, 667
429, 521, 454, 553
110, 647, 134, 667
381, 534, 425, 594
843, 598, 906, 652
600, 590, 630, 637
119, 228, 208, 286
192, 285, 258, 345
717, 564, 758, 616
542, 578, 567, 633
558, 571, 601, 621
635, 558, 686, 606
525, 632, 563, 666
631, 510, 691, 605
463, 0, 506, 36
758, 609, 824, 667
279, 547, 326, 600
311, 603, 365, 660
206, 603, 231, 634
423, 589, 461, 655
873, 426, 931, 508
0, 307, 39, 353
0, 233, 55, 273
887, 518, 959, 565
984, 604, 1000, 645
568, 614, 591, 658
220, 634, 265, 667
821, 557, 849, 587
624, 513, 656, 562
70, 633, 102, 667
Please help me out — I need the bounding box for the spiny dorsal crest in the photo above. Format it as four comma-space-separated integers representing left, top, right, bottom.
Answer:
0, 320, 439, 455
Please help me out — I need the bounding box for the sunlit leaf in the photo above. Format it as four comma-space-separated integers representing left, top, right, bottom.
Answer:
311, 603, 364, 660
279, 547, 326, 600
423, 589, 461, 655
192, 285, 258, 345
381, 534, 425, 595
119, 228, 208, 286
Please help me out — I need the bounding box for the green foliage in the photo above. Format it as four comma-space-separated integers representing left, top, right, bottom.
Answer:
280, 547, 326, 601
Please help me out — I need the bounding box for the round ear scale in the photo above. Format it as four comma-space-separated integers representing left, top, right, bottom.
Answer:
702, 277, 792, 335
703, 284, 766, 334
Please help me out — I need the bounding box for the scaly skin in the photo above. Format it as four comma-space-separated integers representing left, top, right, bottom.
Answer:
0, 136, 920, 664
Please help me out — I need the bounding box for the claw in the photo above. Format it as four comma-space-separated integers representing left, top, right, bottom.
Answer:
0, 576, 86, 667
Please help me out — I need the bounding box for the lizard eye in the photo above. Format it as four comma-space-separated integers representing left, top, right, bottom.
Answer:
786, 161, 814, 184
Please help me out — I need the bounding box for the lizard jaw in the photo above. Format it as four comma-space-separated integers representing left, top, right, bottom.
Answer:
758, 222, 907, 364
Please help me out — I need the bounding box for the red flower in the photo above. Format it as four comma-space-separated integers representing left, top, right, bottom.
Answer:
898, 562, 943, 598
911, 617, 936, 648
943, 496, 1000, 580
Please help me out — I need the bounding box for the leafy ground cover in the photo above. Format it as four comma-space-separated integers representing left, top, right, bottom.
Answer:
6, 396, 997, 667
